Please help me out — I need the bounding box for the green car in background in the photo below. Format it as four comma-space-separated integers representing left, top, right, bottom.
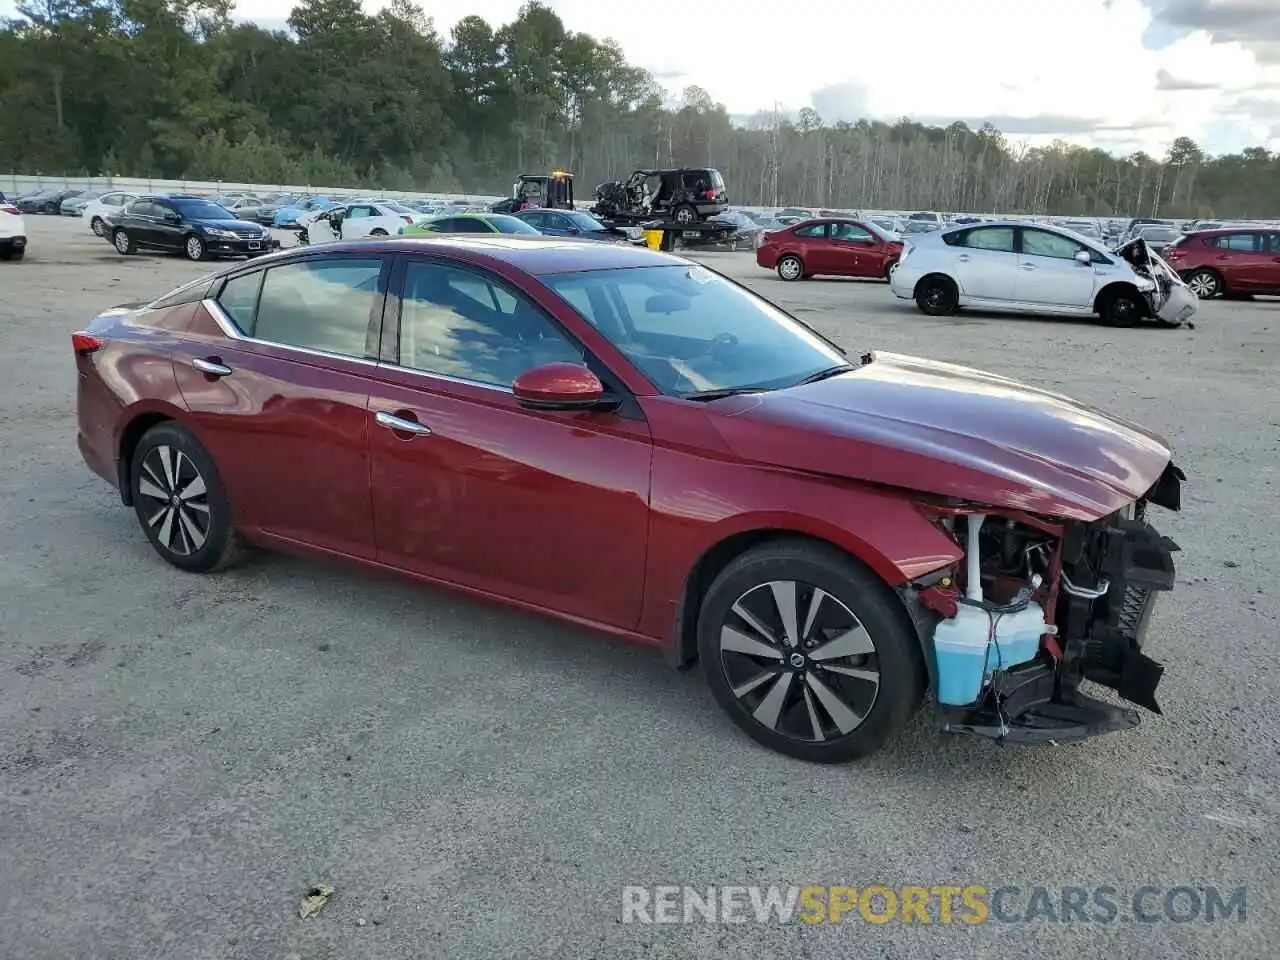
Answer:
398, 212, 543, 237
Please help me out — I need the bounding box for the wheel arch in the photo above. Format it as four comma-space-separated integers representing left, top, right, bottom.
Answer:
114, 402, 189, 506
1092, 280, 1144, 315
913, 271, 958, 299
668, 517, 947, 671
1185, 265, 1225, 295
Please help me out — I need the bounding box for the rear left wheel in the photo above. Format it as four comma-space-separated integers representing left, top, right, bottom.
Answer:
130, 423, 243, 572
697, 540, 923, 763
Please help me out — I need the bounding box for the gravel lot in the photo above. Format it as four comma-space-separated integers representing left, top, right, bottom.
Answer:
2, 216, 1277, 959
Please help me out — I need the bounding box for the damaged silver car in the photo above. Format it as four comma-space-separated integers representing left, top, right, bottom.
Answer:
889, 220, 1199, 327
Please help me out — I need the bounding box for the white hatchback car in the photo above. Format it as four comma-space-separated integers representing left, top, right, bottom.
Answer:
890, 220, 1197, 327
82, 191, 139, 237
0, 199, 27, 261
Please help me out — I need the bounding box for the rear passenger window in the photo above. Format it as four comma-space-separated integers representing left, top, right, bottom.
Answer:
253, 258, 383, 357
217, 272, 263, 331
1211, 233, 1257, 252
793, 223, 826, 238
957, 227, 1015, 252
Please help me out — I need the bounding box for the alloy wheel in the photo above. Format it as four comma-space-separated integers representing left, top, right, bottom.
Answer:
186, 236, 204, 260
114, 230, 130, 253
779, 257, 802, 280
924, 286, 948, 310
718, 580, 880, 743
136, 445, 211, 556
1187, 272, 1219, 298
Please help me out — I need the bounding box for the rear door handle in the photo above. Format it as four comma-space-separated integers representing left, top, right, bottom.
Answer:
956, 255, 971, 262
192, 357, 232, 377
375, 410, 432, 437
1020, 263, 1036, 270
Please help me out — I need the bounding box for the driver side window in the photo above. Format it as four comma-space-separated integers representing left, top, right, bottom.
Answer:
397, 261, 583, 388
1021, 228, 1086, 260
831, 222, 873, 242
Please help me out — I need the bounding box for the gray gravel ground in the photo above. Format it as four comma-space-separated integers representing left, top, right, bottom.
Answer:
1, 217, 1277, 959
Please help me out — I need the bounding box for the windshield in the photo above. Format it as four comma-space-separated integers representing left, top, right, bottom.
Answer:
565, 211, 606, 231
171, 199, 235, 219
490, 215, 541, 235
541, 264, 845, 398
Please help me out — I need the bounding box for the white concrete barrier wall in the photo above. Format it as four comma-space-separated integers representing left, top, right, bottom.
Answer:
1, 173, 501, 204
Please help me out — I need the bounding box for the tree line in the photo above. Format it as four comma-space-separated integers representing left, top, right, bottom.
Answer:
2, 0, 1277, 217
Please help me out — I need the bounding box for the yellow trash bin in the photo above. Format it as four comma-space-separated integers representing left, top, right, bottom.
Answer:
643, 229, 664, 251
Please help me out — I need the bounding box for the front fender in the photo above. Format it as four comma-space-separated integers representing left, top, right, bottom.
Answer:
637, 442, 963, 643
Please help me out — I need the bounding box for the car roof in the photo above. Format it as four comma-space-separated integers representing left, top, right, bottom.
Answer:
1185, 226, 1275, 236
220, 235, 688, 277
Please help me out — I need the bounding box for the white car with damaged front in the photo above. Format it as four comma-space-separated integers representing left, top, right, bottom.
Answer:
890, 220, 1197, 327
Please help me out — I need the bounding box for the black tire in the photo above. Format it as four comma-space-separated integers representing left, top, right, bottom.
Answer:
914, 275, 958, 316
90, 216, 105, 237
129, 422, 243, 573
184, 234, 207, 261
0, 246, 23, 261
776, 254, 804, 281
673, 204, 697, 225
697, 539, 924, 763
1097, 286, 1144, 327
113, 228, 135, 255
8, 248, 23, 262
1185, 268, 1221, 299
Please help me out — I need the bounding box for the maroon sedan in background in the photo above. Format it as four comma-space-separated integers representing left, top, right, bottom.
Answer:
756, 217, 904, 281
74, 237, 1182, 763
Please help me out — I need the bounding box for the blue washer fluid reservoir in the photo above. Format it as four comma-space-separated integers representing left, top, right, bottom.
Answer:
933, 602, 1046, 706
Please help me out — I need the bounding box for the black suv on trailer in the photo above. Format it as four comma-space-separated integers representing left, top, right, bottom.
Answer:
591, 167, 729, 224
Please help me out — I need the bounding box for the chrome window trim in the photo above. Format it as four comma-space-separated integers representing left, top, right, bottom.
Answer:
202, 297, 512, 394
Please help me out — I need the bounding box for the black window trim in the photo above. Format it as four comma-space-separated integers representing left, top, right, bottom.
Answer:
379, 252, 642, 417
204, 251, 393, 366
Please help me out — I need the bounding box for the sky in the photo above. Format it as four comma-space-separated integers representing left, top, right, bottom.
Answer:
10, 0, 1280, 156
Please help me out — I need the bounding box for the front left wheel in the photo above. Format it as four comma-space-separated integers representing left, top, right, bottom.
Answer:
184, 234, 207, 261
697, 540, 924, 763
130, 423, 242, 572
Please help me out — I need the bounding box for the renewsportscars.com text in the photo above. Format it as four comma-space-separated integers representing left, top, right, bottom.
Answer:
621, 885, 1247, 925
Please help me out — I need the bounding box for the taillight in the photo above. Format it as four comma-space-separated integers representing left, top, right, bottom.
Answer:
702, 190, 716, 200
72, 332, 103, 355
402, 215, 413, 223
2, 205, 19, 215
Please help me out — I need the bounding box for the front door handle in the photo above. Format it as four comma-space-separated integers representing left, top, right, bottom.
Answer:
956, 254, 971, 262
192, 357, 232, 377
1020, 263, 1036, 270
375, 410, 432, 437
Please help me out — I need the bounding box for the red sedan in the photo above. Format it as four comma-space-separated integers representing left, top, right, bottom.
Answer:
74, 237, 1183, 763
756, 217, 904, 281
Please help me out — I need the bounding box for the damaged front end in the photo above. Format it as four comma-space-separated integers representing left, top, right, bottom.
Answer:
1118, 236, 1198, 326
908, 460, 1184, 745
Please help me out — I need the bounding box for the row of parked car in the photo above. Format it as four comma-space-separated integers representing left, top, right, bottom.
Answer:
753, 211, 1280, 325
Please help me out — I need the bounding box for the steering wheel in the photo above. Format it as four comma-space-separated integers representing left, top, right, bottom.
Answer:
708, 332, 739, 363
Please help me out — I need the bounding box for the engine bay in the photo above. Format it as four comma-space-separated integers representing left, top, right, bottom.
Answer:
910, 461, 1183, 745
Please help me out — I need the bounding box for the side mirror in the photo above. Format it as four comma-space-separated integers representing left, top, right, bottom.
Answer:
1074, 250, 1092, 265
513, 362, 608, 411
567, 225, 581, 235
164, 211, 181, 223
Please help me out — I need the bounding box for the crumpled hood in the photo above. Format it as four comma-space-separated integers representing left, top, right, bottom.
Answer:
709, 352, 1174, 521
